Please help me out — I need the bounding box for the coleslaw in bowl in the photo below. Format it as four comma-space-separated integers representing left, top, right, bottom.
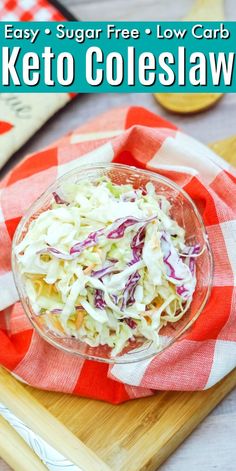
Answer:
12, 164, 213, 363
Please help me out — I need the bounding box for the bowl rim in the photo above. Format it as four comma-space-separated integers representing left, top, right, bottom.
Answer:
11, 162, 214, 364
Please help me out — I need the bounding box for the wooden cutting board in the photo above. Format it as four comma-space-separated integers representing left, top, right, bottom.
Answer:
0, 135, 236, 471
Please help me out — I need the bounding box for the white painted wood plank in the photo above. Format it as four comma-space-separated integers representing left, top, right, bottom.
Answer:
159, 394, 236, 471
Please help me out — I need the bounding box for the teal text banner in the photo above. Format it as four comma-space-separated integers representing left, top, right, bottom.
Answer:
0, 21, 235, 92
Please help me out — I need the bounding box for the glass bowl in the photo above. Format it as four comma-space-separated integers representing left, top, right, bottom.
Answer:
12, 163, 213, 364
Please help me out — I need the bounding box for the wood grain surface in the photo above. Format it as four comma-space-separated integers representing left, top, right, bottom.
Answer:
0, 365, 235, 471
0, 368, 110, 471
25, 369, 236, 471
0, 1, 236, 471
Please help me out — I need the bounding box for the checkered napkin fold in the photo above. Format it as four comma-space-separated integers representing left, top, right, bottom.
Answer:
0, 0, 75, 169
0, 106, 235, 404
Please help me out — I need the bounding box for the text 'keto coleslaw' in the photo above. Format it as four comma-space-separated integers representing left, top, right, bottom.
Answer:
15, 177, 199, 356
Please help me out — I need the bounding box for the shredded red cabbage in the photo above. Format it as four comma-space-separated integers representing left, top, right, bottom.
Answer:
70, 227, 105, 255
160, 233, 185, 281
121, 271, 141, 310
91, 262, 117, 279
107, 214, 155, 242
176, 286, 189, 297
94, 289, 106, 309
111, 294, 119, 305
180, 244, 200, 279
189, 258, 195, 276
129, 225, 146, 264
38, 246, 73, 260
176, 246, 200, 299
180, 244, 201, 257
52, 192, 69, 206
107, 217, 143, 239
124, 318, 137, 329
51, 306, 83, 314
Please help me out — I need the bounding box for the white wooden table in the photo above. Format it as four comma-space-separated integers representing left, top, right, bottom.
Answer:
1, 1, 236, 470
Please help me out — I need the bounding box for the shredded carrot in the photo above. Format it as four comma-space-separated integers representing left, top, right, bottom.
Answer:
76, 310, 85, 329
27, 274, 44, 280
33, 279, 44, 296
83, 263, 96, 275
52, 284, 58, 294
40, 254, 51, 262
152, 296, 163, 309
47, 284, 53, 296
52, 317, 65, 333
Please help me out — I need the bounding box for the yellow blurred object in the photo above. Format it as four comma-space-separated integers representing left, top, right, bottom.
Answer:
154, 93, 223, 114
184, 0, 224, 21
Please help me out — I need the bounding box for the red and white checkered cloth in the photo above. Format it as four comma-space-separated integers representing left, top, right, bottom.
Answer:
0, 0, 65, 21
0, 106, 236, 404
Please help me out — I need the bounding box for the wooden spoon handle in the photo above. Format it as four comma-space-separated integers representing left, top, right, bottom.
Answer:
0, 367, 111, 471
184, 0, 224, 21
0, 415, 47, 471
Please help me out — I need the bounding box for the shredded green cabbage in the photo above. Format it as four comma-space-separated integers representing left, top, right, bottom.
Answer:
15, 177, 197, 356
